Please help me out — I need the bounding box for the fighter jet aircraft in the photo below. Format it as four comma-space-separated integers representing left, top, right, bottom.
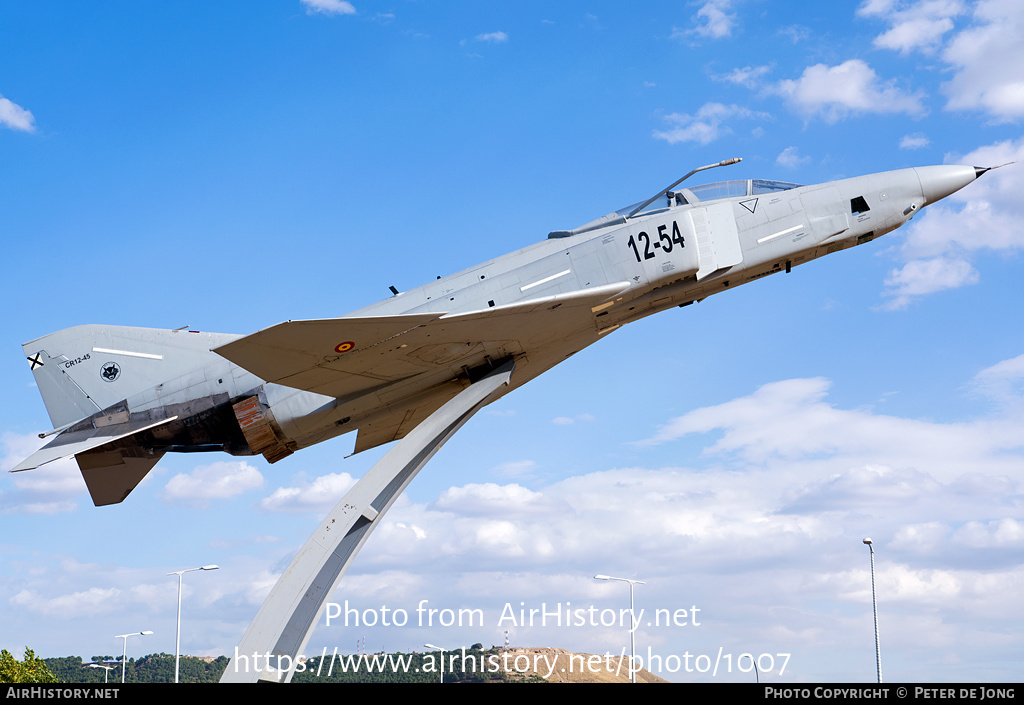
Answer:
12, 160, 991, 506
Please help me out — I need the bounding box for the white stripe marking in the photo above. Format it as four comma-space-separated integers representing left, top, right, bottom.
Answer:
757, 224, 803, 244
520, 269, 571, 292
92, 347, 164, 360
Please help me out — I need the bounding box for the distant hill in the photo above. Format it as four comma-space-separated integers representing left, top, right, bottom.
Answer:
492, 647, 667, 683
44, 654, 228, 684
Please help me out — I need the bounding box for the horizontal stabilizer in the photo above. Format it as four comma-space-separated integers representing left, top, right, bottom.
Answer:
77, 449, 165, 507
11, 416, 178, 473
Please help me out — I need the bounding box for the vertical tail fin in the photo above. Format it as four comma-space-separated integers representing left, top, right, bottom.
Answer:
23, 348, 103, 429
22, 324, 240, 429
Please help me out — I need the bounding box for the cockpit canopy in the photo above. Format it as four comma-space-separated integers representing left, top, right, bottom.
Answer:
619, 178, 804, 215
549, 178, 804, 238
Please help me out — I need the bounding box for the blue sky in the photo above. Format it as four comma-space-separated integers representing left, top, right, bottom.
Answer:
2, 0, 1023, 683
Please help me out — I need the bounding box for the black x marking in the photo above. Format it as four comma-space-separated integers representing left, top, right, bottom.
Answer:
27, 353, 44, 370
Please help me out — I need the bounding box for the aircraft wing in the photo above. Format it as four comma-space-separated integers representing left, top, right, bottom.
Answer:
213, 283, 629, 400
212, 313, 445, 399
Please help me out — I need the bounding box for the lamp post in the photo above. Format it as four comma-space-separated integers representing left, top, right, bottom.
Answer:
115, 631, 153, 683
424, 643, 445, 683
864, 538, 882, 683
742, 654, 759, 683
88, 663, 114, 683
167, 565, 219, 683
594, 574, 645, 683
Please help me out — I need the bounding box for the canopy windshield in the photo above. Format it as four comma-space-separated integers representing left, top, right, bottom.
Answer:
554, 178, 805, 238
613, 178, 803, 216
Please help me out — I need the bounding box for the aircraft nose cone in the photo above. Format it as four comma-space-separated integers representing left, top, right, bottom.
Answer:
914, 165, 979, 205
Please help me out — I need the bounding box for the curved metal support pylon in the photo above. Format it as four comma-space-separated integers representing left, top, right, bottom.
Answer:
221, 360, 515, 683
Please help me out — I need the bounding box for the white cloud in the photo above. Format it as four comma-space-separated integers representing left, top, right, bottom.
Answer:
899, 132, 931, 149
0, 432, 46, 474
637, 375, 1024, 478
10, 587, 121, 618
260, 471, 357, 514
773, 59, 927, 122
432, 482, 561, 517
969, 353, 1024, 406
777, 25, 811, 44
713, 64, 772, 88
859, 0, 967, 54
952, 518, 1024, 548
0, 555, 240, 658
653, 102, 771, 145
492, 460, 539, 479
639, 376, 836, 452
891, 521, 950, 554
860, 0, 1024, 121
941, 0, 1024, 120
300, 0, 356, 15
679, 0, 738, 40
0, 433, 85, 514
0, 95, 35, 132
162, 460, 264, 508
776, 146, 811, 168
880, 256, 980, 310
475, 31, 508, 43
877, 15, 956, 53
551, 413, 595, 425
898, 197, 1023, 260
856, 0, 898, 16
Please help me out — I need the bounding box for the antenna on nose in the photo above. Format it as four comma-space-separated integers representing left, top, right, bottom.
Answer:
975, 162, 1014, 179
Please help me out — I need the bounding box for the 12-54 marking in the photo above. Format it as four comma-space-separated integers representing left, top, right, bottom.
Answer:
627, 221, 685, 263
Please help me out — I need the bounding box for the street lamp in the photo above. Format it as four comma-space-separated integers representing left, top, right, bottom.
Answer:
88, 663, 114, 683
167, 565, 219, 683
424, 643, 445, 684
115, 631, 153, 683
741, 654, 759, 683
864, 538, 882, 683
594, 574, 645, 683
